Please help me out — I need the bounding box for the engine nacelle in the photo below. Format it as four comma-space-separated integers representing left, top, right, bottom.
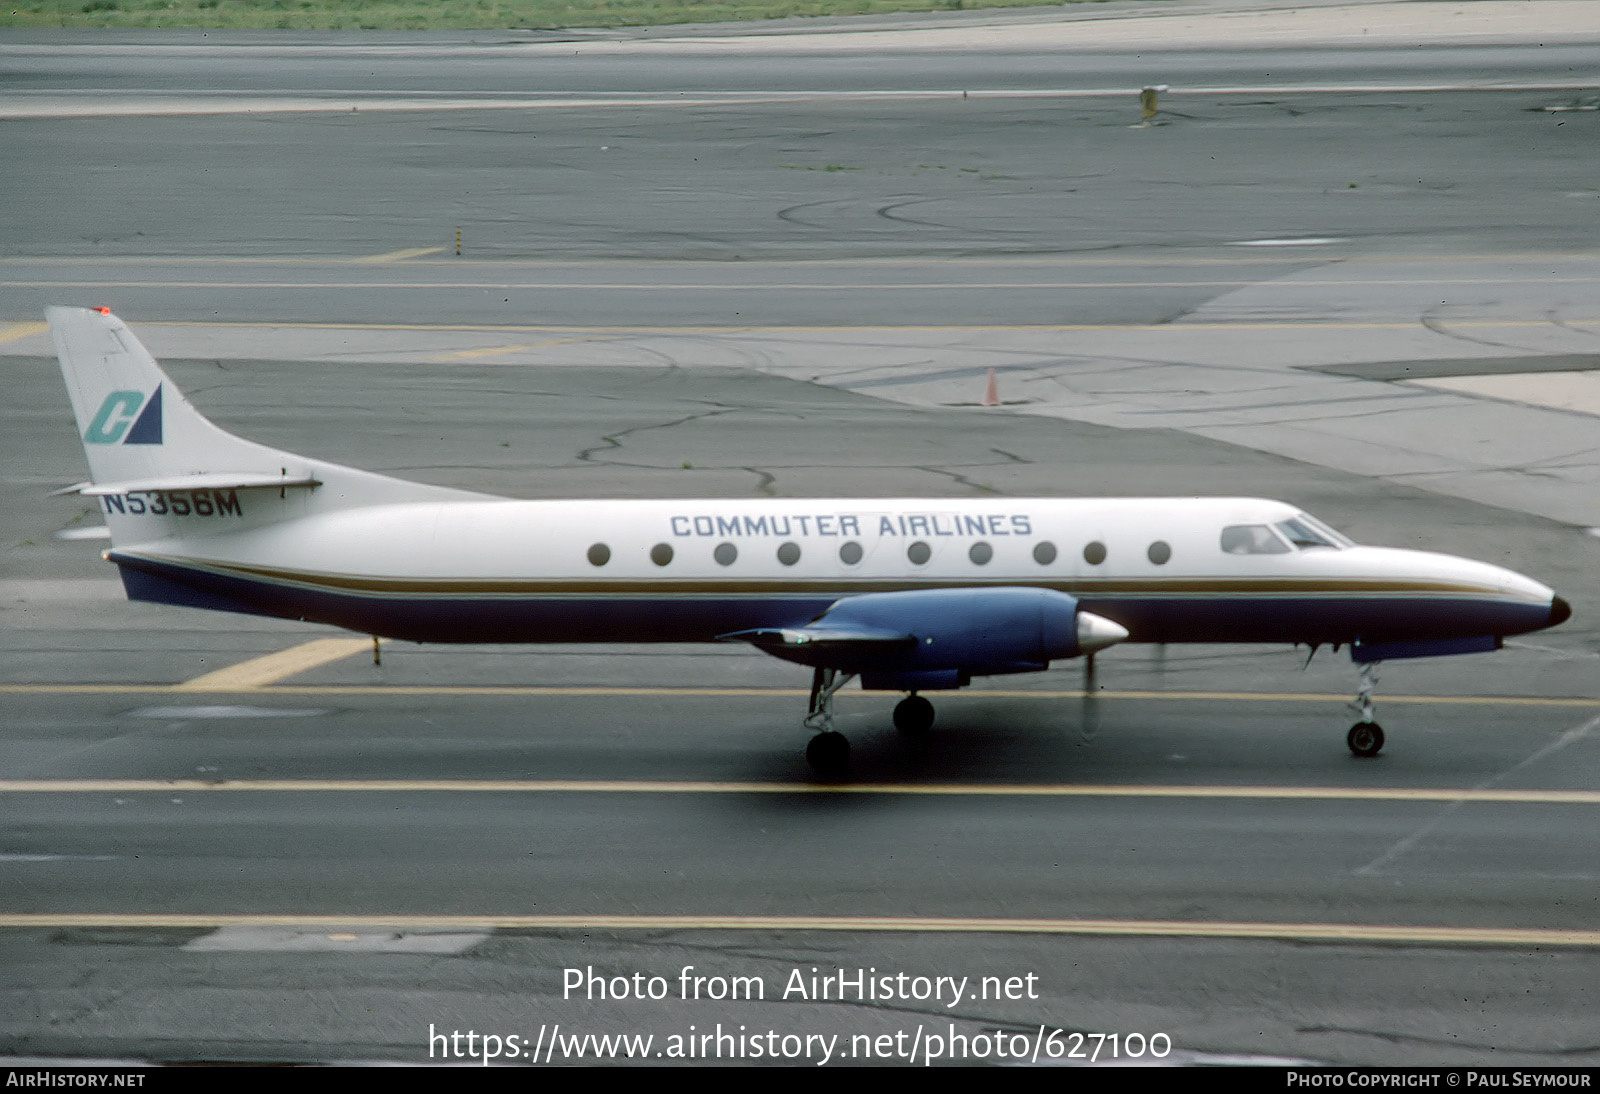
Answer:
824, 586, 1080, 670
734, 587, 1129, 681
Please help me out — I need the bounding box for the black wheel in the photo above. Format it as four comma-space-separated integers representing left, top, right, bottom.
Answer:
1347, 721, 1385, 758
806, 730, 850, 775
893, 694, 936, 735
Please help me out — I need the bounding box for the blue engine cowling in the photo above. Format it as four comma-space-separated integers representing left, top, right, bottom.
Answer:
723, 587, 1127, 690
822, 586, 1083, 670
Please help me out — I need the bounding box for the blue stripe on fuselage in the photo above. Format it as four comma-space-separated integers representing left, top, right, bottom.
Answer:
115, 554, 837, 642
110, 554, 1552, 646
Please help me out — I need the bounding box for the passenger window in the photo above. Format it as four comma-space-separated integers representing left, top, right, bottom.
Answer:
1221, 525, 1290, 555
968, 542, 993, 565
587, 543, 610, 567
714, 542, 737, 566
1033, 541, 1057, 565
1147, 540, 1171, 565
839, 541, 863, 565
776, 542, 801, 566
1083, 541, 1106, 566
907, 541, 931, 565
650, 543, 674, 567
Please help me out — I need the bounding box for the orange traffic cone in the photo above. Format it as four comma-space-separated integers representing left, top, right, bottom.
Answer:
982, 367, 999, 406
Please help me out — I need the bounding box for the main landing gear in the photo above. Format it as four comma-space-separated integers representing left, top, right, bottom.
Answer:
893, 693, 935, 735
803, 670, 939, 775
1347, 660, 1385, 758
804, 667, 855, 776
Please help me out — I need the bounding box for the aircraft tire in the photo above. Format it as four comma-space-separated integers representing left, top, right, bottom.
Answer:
893, 695, 936, 735
806, 731, 850, 775
1347, 722, 1385, 758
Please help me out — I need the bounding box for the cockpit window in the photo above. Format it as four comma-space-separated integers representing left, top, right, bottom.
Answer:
1221, 524, 1291, 555
1292, 512, 1354, 548
1275, 517, 1349, 549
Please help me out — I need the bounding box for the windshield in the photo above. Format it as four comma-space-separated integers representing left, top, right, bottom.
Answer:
1293, 512, 1354, 547
1275, 516, 1347, 550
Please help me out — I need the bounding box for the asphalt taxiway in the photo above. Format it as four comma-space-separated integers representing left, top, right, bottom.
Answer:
3, 0, 1600, 1067
5, 355, 1599, 1064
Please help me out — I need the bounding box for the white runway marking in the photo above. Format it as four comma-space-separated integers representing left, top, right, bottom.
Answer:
183, 925, 488, 953
125, 706, 331, 720
3, 83, 1594, 119
1226, 238, 1346, 248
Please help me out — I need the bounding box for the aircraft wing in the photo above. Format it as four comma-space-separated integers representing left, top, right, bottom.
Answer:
717, 624, 917, 656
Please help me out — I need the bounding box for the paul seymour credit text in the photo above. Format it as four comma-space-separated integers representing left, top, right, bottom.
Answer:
426, 964, 1173, 1065
1287, 1077, 1591, 1088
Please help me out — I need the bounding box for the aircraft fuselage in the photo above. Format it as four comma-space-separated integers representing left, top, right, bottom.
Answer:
102, 496, 1563, 649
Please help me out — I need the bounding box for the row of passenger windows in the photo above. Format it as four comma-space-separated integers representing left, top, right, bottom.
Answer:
586, 539, 1169, 567
584, 518, 1345, 568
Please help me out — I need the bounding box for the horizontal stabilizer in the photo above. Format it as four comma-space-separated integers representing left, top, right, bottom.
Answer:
53, 472, 324, 497
49, 306, 491, 551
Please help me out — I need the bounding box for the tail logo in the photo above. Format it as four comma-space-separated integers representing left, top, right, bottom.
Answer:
84, 385, 163, 446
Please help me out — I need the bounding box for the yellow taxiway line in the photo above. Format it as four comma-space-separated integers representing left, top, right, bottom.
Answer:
2, 682, 1595, 708
10, 277, 1597, 291
0, 320, 48, 345
174, 637, 381, 690
2, 250, 1593, 269
0, 912, 1597, 947
76, 317, 1600, 334
1, 778, 1599, 804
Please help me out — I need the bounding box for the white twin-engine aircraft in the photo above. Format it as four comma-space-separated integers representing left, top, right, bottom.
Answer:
50, 306, 1571, 773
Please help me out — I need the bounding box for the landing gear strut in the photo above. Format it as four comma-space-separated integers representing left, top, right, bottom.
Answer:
804, 667, 855, 775
1347, 660, 1385, 758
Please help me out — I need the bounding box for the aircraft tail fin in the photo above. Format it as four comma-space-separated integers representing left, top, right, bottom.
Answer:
49, 306, 481, 546
50, 305, 298, 487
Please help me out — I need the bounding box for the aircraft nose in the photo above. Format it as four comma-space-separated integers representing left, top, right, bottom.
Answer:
1550, 595, 1572, 628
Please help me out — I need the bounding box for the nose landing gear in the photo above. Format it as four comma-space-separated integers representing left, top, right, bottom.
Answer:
1347, 720, 1385, 758
1347, 661, 1385, 758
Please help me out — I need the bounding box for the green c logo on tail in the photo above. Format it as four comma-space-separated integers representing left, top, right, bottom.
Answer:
85, 386, 163, 445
